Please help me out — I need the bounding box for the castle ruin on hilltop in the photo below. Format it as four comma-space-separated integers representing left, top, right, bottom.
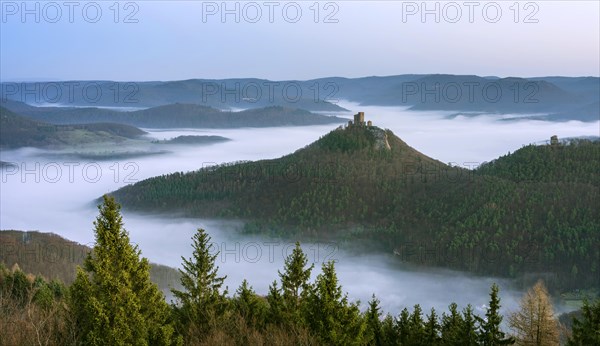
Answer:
347, 112, 373, 128
336, 111, 391, 150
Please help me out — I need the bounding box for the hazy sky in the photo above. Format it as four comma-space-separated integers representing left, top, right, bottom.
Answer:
1, 1, 599, 81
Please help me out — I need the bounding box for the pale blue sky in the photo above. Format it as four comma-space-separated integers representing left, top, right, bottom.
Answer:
1, 1, 598, 81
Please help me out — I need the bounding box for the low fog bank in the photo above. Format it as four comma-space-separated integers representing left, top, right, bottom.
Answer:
0, 124, 338, 243
33, 102, 149, 112
121, 215, 580, 318
2, 104, 596, 316
120, 214, 526, 317
334, 101, 600, 165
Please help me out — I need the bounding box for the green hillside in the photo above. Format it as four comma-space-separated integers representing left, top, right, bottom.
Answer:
0, 106, 146, 148
476, 140, 599, 184
112, 124, 600, 290
113, 124, 453, 221
0, 230, 181, 293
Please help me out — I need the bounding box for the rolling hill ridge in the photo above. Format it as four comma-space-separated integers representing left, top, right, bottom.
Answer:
0, 106, 146, 149
3, 74, 597, 121
111, 117, 600, 290
0, 100, 348, 128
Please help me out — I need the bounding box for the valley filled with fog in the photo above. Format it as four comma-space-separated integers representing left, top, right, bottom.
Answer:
1, 101, 598, 316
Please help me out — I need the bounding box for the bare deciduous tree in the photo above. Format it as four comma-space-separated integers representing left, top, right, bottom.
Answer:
509, 280, 560, 346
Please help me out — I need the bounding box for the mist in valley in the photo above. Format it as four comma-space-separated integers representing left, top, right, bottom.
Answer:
2, 103, 598, 317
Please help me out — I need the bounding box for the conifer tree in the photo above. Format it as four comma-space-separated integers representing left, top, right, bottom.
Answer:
441, 302, 464, 345
304, 260, 365, 345
407, 304, 426, 345
509, 280, 559, 346
365, 294, 383, 346
70, 195, 178, 346
380, 314, 397, 346
460, 305, 480, 346
479, 283, 515, 345
266, 280, 285, 325
278, 241, 314, 318
233, 279, 266, 328
171, 228, 228, 341
567, 298, 600, 346
7, 267, 29, 306
424, 307, 441, 345
395, 307, 411, 345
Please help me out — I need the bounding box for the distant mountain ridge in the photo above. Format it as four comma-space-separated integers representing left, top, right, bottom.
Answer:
324, 74, 598, 120
0, 79, 348, 112
0, 101, 348, 128
3, 74, 596, 121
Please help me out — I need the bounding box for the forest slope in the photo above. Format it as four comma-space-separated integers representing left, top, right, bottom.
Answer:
112, 126, 600, 289
0, 230, 180, 293
0, 107, 146, 148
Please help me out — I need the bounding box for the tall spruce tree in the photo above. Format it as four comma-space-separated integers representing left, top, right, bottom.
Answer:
304, 260, 365, 345
567, 298, 600, 346
233, 279, 266, 328
395, 307, 411, 345
365, 294, 383, 346
509, 280, 559, 346
407, 304, 426, 345
424, 307, 441, 345
441, 302, 464, 345
479, 283, 515, 345
461, 304, 480, 346
69, 195, 178, 346
171, 228, 228, 342
278, 241, 314, 319
380, 314, 397, 346
266, 280, 285, 325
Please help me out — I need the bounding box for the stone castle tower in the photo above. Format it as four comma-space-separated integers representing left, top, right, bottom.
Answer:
354, 112, 365, 125
349, 111, 370, 127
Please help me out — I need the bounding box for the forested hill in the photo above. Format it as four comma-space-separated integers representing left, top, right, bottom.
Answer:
1, 101, 347, 128
476, 140, 600, 185
0, 106, 146, 148
0, 230, 180, 293
112, 126, 600, 290
112, 124, 457, 219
